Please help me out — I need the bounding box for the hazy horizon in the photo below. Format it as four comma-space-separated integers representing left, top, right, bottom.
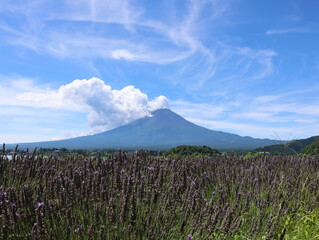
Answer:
1, 0, 319, 143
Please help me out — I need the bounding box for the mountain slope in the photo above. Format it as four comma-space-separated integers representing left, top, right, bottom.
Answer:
301, 138, 319, 155
10, 108, 280, 150
255, 135, 319, 155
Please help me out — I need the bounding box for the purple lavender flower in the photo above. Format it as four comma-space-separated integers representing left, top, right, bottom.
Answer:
37, 202, 44, 208
74, 226, 83, 234
187, 234, 193, 239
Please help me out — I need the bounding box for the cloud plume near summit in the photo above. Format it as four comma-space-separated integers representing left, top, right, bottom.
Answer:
15, 77, 169, 134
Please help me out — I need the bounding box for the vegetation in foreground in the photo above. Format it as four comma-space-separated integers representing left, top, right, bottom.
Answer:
1, 148, 319, 239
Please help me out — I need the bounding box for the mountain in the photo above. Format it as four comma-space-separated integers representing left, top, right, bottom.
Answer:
255, 135, 319, 155
8, 108, 280, 150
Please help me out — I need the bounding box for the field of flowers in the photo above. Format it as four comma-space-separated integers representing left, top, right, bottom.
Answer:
1, 148, 319, 239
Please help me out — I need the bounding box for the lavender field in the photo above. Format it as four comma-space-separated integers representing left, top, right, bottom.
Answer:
1, 149, 319, 239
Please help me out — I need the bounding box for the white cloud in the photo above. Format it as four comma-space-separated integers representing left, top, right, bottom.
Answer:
111, 49, 136, 60
232, 112, 280, 122
63, 131, 89, 139
259, 103, 319, 116
13, 77, 169, 133
148, 96, 169, 112
0, 0, 278, 88
184, 117, 298, 139
0, 74, 37, 91
266, 28, 309, 35
235, 48, 277, 79
294, 119, 317, 124
0, 75, 43, 106
0, 0, 198, 65
170, 91, 319, 139
68, 0, 139, 23
255, 95, 281, 103
183, 116, 319, 140
171, 100, 225, 119
1, 133, 55, 144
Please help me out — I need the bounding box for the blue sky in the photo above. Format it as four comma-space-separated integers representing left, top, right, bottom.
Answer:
1, 0, 319, 143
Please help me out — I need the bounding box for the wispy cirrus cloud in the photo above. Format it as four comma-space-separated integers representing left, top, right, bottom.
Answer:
235, 47, 277, 80
170, 83, 319, 139
184, 117, 301, 139
171, 100, 226, 119
0, 0, 202, 63
266, 28, 309, 35
0, 0, 277, 90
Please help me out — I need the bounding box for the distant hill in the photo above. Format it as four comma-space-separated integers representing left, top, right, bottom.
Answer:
301, 138, 319, 155
255, 135, 319, 155
8, 108, 280, 150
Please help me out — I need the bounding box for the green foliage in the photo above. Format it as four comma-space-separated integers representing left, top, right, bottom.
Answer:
276, 209, 319, 239
256, 135, 319, 155
302, 138, 319, 155
168, 145, 221, 156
